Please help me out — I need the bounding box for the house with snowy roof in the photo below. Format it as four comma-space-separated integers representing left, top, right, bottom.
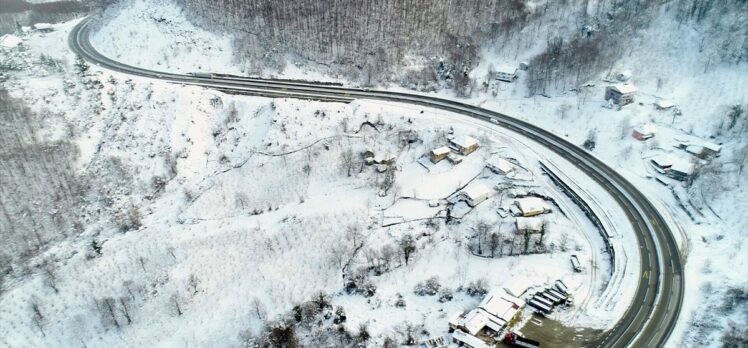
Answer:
449, 136, 480, 156
429, 146, 451, 163
485, 155, 515, 175
493, 64, 518, 82
632, 123, 657, 141
605, 84, 637, 106
514, 197, 551, 217
458, 182, 491, 207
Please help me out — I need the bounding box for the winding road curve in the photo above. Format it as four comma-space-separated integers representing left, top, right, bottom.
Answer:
70, 17, 684, 348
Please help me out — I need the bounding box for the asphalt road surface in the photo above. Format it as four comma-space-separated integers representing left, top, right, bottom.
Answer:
70, 17, 684, 348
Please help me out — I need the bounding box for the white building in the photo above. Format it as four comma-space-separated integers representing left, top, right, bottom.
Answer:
494, 64, 518, 82
0, 34, 21, 49
458, 182, 491, 207
33, 23, 54, 32
485, 155, 515, 175
451, 329, 491, 348
668, 159, 695, 181
449, 136, 480, 155
429, 146, 451, 163
478, 288, 524, 327
514, 197, 551, 217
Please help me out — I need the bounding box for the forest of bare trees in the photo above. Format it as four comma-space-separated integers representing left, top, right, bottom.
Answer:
172, 0, 747, 94
0, 90, 82, 283
175, 0, 543, 87
527, 0, 748, 95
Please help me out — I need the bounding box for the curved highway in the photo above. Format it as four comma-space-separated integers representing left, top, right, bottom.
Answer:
70, 17, 683, 348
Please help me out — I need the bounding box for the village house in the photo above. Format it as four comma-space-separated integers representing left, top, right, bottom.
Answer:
605, 84, 637, 106
515, 217, 544, 234
650, 155, 673, 171
478, 289, 524, 328
668, 159, 695, 181
494, 64, 518, 82
514, 197, 551, 217
686, 141, 722, 159
632, 123, 657, 141
449, 310, 495, 336
485, 155, 515, 175
33, 23, 54, 33
458, 183, 491, 207
448, 288, 525, 347
449, 136, 480, 156
429, 146, 451, 163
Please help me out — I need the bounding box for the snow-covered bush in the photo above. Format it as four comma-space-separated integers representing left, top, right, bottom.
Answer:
413, 276, 441, 296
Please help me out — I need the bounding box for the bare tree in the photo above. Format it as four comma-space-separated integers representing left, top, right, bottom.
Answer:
42, 263, 59, 293
188, 273, 200, 295
340, 149, 355, 177
119, 297, 132, 325
30, 299, 45, 337
400, 234, 416, 265
557, 103, 572, 120
252, 297, 266, 320
171, 293, 183, 316
488, 232, 501, 258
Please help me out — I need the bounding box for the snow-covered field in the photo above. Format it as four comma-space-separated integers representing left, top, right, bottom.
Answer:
0, 17, 637, 347
1, 0, 746, 346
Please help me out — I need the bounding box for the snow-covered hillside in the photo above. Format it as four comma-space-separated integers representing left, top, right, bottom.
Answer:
1, 0, 746, 346
0, 17, 642, 347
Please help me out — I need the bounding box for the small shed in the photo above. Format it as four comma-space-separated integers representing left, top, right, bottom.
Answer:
459, 183, 491, 207
361, 148, 375, 160
33, 23, 54, 33
616, 70, 632, 82
655, 99, 675, 110
605, 84, 637, 106
429, 146, 451, 163
632, 123, 656, 141
514, 197, 551, 217
485, 156, 515, 175
447, 153, 463, 164
373, 153, 396, 165
423, 335, 448, 348
449, 136, 480, 156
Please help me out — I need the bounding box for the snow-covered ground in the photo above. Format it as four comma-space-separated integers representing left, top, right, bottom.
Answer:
2, 0, 746, 346
0, 17, 638, 347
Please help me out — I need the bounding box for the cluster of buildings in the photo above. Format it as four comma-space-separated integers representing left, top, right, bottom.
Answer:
362, 149, 397, 173
648, 138, 722, 182
429, 135, 480, 165
448, 288, 525, 347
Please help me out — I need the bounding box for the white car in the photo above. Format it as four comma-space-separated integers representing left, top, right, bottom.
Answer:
489, 117, 500, 124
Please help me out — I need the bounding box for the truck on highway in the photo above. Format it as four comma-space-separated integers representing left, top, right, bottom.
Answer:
503, 332, 541, 347
188, 72, 213, 78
